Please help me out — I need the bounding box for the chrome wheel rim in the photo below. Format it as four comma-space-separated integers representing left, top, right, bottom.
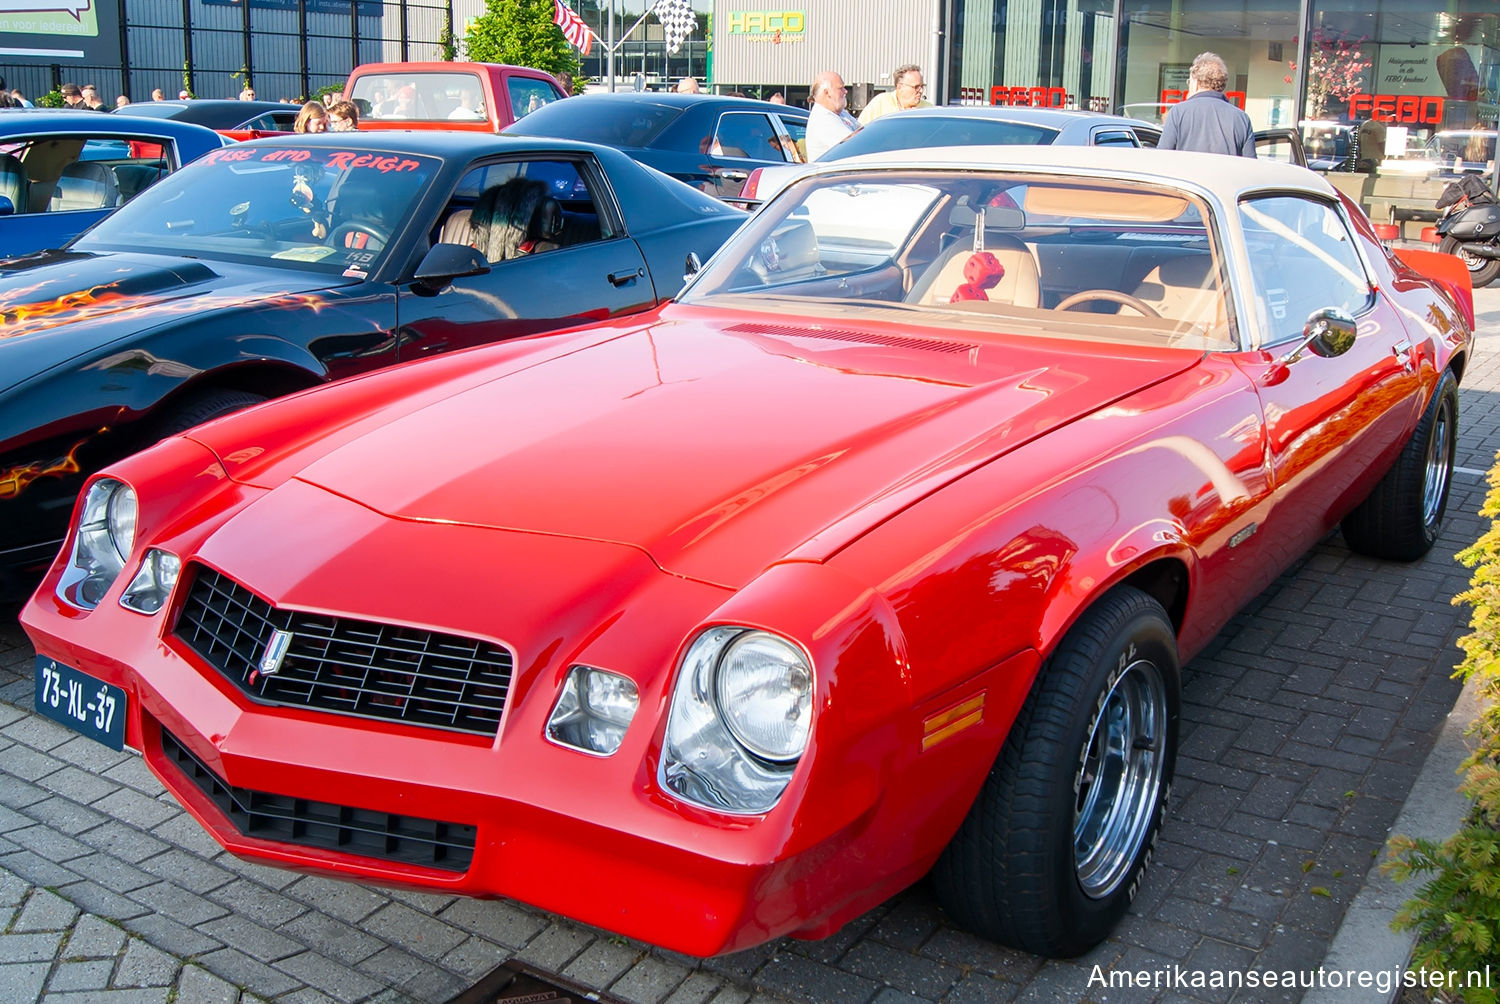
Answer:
1074, 658, 1167, 899
1423, 398, 1453, 526
1461, 248, 1486, 273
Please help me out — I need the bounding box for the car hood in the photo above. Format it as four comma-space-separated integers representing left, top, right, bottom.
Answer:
0, 250, 338, 394
212, 310, 1202, 588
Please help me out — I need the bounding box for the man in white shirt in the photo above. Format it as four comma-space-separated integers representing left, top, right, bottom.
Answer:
806, 71, 858, 162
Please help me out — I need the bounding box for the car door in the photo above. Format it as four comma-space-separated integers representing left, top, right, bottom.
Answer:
1254, 128, 1307, 168
395, 155, 652, 359
1229, 193, 1423, 557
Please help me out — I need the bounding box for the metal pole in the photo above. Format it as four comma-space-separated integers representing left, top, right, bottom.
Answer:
399, 0, 409, 62
297, 0, 309, 100
350, 0, 360, 85
241, 0, 252, 94
119, 0, 132, 99
180, 0, 193, 95
608, 0, 615, 91
927, 0, 942, 106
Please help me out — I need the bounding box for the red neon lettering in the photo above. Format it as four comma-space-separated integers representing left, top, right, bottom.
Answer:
1373, 93, 1396, 121
1346, 93, 1446, 125
1160, 89, 1186, 105
1348, 93, 1373, 117
989, 85, 1006, 105
1422, 96, 1444, 123
1226, 91, 1246, 109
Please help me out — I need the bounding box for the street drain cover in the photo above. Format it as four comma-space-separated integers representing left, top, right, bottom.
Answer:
446, 961, 620, 1004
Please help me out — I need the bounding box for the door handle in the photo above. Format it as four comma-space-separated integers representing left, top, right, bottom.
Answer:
1392, 339, 1413, 370
718, 170, 749, 182
608, 267, 644, 286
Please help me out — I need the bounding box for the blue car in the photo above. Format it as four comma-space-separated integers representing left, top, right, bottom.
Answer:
0, 110, 226, 258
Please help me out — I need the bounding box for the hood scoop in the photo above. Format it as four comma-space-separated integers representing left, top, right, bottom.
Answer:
0, 259, 219, 337
727, 321, 977, 355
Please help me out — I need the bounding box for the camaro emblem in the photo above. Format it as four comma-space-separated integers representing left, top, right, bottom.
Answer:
258, 629, 293, 677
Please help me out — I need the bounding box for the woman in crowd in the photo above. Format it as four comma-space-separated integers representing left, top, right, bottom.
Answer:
293, 100, 329, 133
326, 100, 360, 131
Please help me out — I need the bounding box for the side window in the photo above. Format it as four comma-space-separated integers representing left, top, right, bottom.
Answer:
510, 78, 561, 121
774, 114, 808, 163
1092, 130, 1139, 147
1239, 195, 1372, 345
3, 135, 175, 214
435, 158, 612, 265
713, 112, 788, 162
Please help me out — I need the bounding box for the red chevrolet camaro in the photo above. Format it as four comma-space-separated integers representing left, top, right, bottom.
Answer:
21, 146, 1474, 959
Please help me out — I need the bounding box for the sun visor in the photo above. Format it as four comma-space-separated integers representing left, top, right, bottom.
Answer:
1023, 185, 1190, 222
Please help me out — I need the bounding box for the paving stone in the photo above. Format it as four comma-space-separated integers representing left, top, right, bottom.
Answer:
147, 814, 225, 860
47, 958, 116, 992
514, 923, 594, 972
0, 930, 66, 963
115, 936, 180, 988
36, 766, 120, 808
274, 949, 393, 1002
59, 853, 156, 894
135, 848, 236, 895
197, 913, 303, 962
92, 789, 178, 834
755, 952, 881, 1004
282, 910, 387, 967
74, 821, 171, 864
610, 955, 695, 1004
130, 880, 232, 926
55, 880, 152, 922
207, 877, 309, 927
22, 795, 109, 837
174, 963, 242, 1004
118, 912, 223, 958
662, 971, 728, 1004
359, 902, 468, 962
2, 747, 67, 784
63, 913, 127, 958
41, 991, 174, 1004
13, 887, 79, 932
0, 961, 48, 1004
284, 875, 389, 925
839, 940, 960, 1000
561, 937, 641, 989
1, 713, 78, 752
437, 897, 547, 948
99, 758, 166, 798
194, 946, 304, 997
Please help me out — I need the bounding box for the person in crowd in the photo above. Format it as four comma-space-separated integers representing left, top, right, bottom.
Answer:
115, 94, 130, 108
1157, 51, 1254, 157
10, 88, 31, 107
327, 100, 359, 131
858, 63, 931, 125
806, 70, 858, 161
767, 91, 785, 104
555, 71, 573, 96
81, 85, 107, 110
178, 89, 191, 99
151, 88, 164, 101
61, 83, 86, 109
293, 100, 329, 133
448, 86, 485, 120
676, 77, 700, 94
238, 86, 257, 101
1356, 116, 1387, 173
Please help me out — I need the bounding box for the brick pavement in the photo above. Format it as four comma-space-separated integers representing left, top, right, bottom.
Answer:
1, 283, 1497, 1004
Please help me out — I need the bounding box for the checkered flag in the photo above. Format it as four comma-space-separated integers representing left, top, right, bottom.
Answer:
652, 0, 695, 55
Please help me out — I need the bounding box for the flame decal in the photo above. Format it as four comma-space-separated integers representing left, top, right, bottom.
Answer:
0, 279, 334, 341
0, 438, 88, 500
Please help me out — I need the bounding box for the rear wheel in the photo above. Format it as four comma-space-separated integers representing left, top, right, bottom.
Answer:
932, 586, 1180, 957
1439, 235, 1500, 287
1341, 371, 1458, 561
158, 389, 267, 437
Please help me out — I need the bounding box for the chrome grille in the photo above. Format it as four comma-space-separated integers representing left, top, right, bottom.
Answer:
173, 565, 511, 736
160, 728, 475, 872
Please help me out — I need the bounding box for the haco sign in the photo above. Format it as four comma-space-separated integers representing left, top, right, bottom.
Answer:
727, 10, 807, 41
1347, 93, 1446, 124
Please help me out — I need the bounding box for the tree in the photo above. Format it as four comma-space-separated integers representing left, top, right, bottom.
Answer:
465, 0, 580, 81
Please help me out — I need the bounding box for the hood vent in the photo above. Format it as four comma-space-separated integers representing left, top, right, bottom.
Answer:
727, 321, 975, 355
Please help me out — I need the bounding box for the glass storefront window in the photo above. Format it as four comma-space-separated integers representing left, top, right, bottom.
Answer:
1309, 4, 1498, 179
949, 0, 1116, 113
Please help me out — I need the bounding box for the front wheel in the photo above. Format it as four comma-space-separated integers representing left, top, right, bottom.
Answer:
1439, 235, 1500, 287
1341, 371, 1458, 561
932, 586, 1180, 957
157, 389, 268, 438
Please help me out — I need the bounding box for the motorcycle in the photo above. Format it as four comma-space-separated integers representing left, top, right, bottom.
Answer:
1435, 173, 1500, 287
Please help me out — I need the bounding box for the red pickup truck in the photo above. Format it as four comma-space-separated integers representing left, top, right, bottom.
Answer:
344, 62, 566, 133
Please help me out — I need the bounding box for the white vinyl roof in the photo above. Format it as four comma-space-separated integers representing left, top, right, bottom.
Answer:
816, 144, 1337, 205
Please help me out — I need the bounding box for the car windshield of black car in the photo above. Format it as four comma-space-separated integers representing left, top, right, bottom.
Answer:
77, 146, 439, 275
823, 117, 1060, 162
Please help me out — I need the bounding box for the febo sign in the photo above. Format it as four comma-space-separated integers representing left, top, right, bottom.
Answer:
1348, 93, 1445, 124
1161, 90, 1246, 108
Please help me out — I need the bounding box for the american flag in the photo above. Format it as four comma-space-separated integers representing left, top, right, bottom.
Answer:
553, 0, 596, 55
652, 0, 695, 55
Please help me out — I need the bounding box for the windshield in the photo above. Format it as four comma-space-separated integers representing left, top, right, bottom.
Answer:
79, 144, 439, 276
682, 169, 1231, 350
505, 98, 683, 147
822, 116, 1059, 162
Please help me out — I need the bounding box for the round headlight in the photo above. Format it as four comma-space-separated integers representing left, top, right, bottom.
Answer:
106, 484, 137, 562
715, 632, 812, 762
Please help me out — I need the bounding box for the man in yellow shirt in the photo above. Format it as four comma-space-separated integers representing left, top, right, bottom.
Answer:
858, 64, 932, 125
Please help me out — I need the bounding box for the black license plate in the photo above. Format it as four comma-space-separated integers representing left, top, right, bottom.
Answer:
35, 655, 127, 751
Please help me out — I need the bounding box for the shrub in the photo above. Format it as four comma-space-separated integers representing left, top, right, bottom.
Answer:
1384, 460, 1500, 1004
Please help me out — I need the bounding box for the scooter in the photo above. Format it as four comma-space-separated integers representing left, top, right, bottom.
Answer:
1435, 174, 1500, 287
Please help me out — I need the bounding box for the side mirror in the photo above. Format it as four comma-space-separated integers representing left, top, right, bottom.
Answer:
413, 242, 491, 293
1268, 307, 1356, 380
683, 251, 702, 284
0, 195, 14, 217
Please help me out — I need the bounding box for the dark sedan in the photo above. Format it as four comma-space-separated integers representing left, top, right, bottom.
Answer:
113, 99, 300, 140
504, 93, 810, 199
0, 111, 225, 257
0, 131, 746, 598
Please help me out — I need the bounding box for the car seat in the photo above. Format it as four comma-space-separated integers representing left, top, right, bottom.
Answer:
465, 178, 563, 262
0, 153, 28, 214
1129, 253, 1224, 330
908, 233, 1041, 308
50, 161, 119, 212
112, 164, 166, 204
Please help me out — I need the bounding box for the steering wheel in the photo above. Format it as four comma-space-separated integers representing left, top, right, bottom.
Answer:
1055, 289, 1161, 317
328, 221, 389, 253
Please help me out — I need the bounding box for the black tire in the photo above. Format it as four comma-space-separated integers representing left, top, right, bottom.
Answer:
158, 389, 267, 437
1439, 235, 1500, 288
932, 586, 1180, 957
1341, 371, 1458, 561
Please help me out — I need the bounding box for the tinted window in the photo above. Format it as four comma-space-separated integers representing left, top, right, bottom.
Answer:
0, 134, 178, 214
822, 116, 1060, 162
713, 112, 788, 161
1092, 130, 1139, 147
510, 78, 561, 121
436, 158, 611, 264
1239, 196, 1370, 344
505, 99, 682, 148
353, 71, 490, 122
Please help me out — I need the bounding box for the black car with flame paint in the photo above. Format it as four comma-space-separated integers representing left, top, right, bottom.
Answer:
0, 131, 745, 599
